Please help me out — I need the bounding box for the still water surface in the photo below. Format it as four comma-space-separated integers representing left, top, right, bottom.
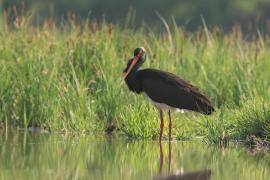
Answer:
0, 131, 269, 180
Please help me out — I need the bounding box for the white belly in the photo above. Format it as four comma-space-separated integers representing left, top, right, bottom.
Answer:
146, 94, 184, 113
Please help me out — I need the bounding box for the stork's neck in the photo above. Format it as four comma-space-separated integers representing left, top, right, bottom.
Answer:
124, 61, 144, 94
126, 59, 144, 80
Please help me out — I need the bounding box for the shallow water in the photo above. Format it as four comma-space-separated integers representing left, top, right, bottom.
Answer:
0, 131, 269, 180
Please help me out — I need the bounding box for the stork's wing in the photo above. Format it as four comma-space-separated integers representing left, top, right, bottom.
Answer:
139, 69, 214, 115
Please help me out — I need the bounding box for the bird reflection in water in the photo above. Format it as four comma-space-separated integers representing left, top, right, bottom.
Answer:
154, 142, 212, 180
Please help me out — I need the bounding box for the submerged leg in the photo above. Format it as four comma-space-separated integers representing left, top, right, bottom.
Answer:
168, 140, 172, 173
159, 142, 164, 174
159, 110, 164, 142
168, 110, 172, 141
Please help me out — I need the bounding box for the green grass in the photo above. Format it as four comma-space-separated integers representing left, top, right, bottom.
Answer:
0, 16, 270, 144
198, 100, 270, 145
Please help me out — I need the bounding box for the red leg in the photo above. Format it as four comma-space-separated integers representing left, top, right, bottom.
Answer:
159, 110, 164, 142
168, 110, 172, 141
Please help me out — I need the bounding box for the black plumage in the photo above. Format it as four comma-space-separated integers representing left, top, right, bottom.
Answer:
123, 47, 215, 141
141, 69, 213, 114
123, 51, 214, 115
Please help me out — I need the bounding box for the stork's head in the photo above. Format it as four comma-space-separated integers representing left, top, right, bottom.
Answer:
123, 47, 146, 79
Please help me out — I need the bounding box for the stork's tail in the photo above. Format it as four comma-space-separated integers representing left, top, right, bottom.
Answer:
202, 105, 215, 115
195, 96, 215, 115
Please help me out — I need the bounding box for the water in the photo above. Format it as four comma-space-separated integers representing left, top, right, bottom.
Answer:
0, 131, 269, 180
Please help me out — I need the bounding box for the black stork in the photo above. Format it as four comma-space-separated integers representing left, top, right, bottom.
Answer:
123, 47, 214, 142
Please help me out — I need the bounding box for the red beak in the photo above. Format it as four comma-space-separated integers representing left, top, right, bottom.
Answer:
123, 50, 142, 79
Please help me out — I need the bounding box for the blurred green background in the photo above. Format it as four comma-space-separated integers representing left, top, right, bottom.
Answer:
2, 0, 270, 31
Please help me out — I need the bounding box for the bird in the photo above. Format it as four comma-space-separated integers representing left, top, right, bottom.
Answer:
123, 47, 215, 142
